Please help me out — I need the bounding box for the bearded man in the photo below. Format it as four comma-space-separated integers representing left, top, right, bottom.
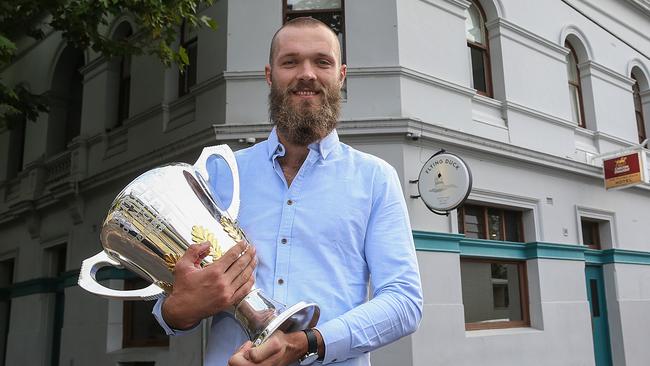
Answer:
153, 17, 422, 366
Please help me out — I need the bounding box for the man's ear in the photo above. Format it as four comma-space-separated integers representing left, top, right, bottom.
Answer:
339, 64, 347, 87
265, 65, 272, 86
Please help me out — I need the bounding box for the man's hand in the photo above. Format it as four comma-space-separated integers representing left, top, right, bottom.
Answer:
227, 331, 307, 366
162, 240, 256, 330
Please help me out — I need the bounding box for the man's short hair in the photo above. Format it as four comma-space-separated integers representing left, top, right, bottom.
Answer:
268, 17, 342, 65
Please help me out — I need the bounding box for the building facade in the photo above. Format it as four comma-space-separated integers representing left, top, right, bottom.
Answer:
1, 0, 649, 365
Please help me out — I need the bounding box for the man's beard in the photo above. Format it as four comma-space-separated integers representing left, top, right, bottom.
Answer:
268, 79, 341, 146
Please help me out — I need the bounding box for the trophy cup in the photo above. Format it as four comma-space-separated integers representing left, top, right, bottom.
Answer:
78, 145, 319, 345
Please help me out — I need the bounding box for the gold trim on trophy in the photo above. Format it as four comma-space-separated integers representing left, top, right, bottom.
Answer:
220, 216, 244, 242
156, 280, 174, 293
163, 252, 181, 271
191, 225, 223, 259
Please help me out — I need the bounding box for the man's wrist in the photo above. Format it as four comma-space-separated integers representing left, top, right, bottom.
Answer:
313, 328, 325, 360
161, 295, 200, 330
292, 328, 325, 364
284, 330, 309, 361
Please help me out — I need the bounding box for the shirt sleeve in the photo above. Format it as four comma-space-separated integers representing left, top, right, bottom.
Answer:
151, 297, 200, 336
315, 164, 423, 364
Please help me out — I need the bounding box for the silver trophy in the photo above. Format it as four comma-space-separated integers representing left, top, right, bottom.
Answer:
78, 145, 319, 345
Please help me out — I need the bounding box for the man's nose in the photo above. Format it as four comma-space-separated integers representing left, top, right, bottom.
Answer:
297, 61, 316, 81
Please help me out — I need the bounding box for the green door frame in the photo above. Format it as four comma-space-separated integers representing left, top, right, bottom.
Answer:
585, 265, 613, 366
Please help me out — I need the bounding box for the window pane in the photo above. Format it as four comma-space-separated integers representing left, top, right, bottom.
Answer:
470, 47, 487, 93
504, 210, 522, 242
462, 206, 485, 239
567, 52, 579, 82
461, 261, 523, 324
287, 0, 341, 10
487, 208, 502, 240
581, 220, 600, 248
187, 40, 198, 88
465, 4, 484, 43
123, 277, 168, 347
569, 84, 581, 124
286, 11, 343, 36
632, 80, 642, 111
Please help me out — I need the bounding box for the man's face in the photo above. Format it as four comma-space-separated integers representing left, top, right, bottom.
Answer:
266, 25, 347, 146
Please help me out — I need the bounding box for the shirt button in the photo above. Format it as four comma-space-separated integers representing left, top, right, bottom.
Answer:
281, 238, 287, 244
278, 278, 284, 285
287, 199, 293, 205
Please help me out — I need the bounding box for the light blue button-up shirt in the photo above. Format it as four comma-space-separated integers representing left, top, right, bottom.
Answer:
153, 128, 422, 365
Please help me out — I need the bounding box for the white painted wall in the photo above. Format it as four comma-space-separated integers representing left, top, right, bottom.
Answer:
1, 0, 649, 365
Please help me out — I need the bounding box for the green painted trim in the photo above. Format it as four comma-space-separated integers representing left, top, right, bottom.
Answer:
460, 238, 528, 260
413, 231, 462, 253
602, 249, 650, 266
585, 249, 607, 265
0, 268, 137, 299
96, 267, 138, 281
10, 277, 58, 297
414, 230, 650, 266
528, 242, 586, 262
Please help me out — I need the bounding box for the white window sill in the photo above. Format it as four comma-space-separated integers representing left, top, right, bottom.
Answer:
465, 327, 543, 338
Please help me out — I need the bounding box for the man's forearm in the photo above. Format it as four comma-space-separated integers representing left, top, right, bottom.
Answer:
161, 294, 202, 331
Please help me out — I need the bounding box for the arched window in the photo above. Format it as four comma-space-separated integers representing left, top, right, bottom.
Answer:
48, 46, 84, 155
631, 73, 646, 143
178, 20, 198, 97
565, 41, 585, 128
6, 118, 26, 179
107, 22, 133, 130
465, 1, 492, 97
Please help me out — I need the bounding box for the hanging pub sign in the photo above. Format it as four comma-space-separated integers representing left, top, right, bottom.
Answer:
413, 150, 472, 215
603, 151, 647, 190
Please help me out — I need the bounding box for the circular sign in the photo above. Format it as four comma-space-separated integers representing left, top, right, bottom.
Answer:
417, 152, 472, 212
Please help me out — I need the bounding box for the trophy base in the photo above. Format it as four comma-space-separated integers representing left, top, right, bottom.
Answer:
234, 289, 320, 346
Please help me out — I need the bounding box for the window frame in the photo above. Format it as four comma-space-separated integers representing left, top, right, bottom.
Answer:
282, 0, 347, 65
632, 74, 646, 144
458, 204, 524, 242
116, 54, 131, 126
461, 257, 531, 331
565, 41, 586, 128
466, 0, 493, 98
178, 20, 198, 98
122, 278, 169, 348
580, 218, 602, 250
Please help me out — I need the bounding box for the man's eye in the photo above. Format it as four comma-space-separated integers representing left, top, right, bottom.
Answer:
282, 60, 296, 66
317, 59, 332, 66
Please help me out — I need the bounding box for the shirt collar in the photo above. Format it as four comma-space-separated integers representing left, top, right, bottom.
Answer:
266, 127, 340, 161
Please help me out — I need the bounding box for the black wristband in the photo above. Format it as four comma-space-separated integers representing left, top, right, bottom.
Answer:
303, 328, 318, 355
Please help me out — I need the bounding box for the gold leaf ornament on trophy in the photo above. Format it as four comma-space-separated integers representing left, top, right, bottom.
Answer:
191, 225, 223, 259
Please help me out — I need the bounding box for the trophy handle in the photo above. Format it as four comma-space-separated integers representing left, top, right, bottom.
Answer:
194, 144, 241, 219
78, 251, 165, 301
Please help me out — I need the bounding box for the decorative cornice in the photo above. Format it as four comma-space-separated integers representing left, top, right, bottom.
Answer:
505, 100, 576, 129
191, 72, 226, 95
348, 66, 477, 97
579, 61, 636, 93
222, 70, 265, 81
124, 103, 166, 127
77, 125, 218, 193
79, 55, 109, 84
625, 0, 650, 16
216, 66, 477, 99
487, 18, 569, 63
416, 0, 470, 19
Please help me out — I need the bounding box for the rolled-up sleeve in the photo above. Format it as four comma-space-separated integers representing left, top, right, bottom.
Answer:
316, 165, 423, 364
